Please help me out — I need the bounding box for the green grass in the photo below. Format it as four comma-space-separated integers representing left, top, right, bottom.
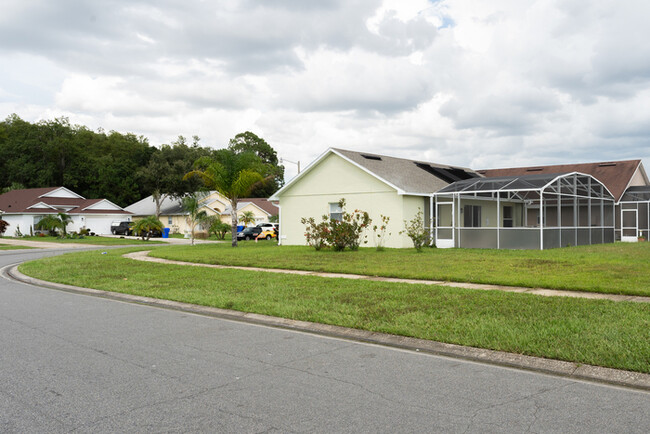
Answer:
19, 248, 650, 373
13, 236, 164, 245
148, 241, 650, 297
168, 233, 231, 241
0, 243, 36, 250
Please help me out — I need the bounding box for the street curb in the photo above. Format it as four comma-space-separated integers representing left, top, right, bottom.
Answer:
6, 264, 650, 393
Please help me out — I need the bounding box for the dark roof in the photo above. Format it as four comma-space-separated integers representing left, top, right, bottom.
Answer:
332, 148, 482, 194
223, 198, 279, 216
0, 187, 130, 215
477, 160, 642, 201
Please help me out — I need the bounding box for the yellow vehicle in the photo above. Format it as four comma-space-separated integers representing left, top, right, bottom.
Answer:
256, 229, 277, 240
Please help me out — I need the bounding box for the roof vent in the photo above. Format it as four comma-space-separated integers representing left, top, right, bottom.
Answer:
361, 154, 382, 161
598, 162, 617, 167
526, 168, 543, 172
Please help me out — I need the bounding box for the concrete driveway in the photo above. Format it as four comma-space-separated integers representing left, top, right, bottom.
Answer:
1, 249, 649, 432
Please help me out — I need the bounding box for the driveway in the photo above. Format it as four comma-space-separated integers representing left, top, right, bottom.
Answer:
1, 249, 649, 432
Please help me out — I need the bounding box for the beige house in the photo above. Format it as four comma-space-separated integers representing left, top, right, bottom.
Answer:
220, 198, 278, 227
269, 148, 480, 248
125, 191, 227, 234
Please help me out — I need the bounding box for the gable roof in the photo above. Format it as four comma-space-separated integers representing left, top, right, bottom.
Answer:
221, 198, 279, 216
0, 187, 130, 215
270, 148, 482, 199
124, 191, 228, 216
477, 160, 644, 202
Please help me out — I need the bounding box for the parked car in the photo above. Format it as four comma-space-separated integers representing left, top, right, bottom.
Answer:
256, 222, 279, 231
256, 229, 277, 240
237, 226, 263, 241
111, 221, 134, 235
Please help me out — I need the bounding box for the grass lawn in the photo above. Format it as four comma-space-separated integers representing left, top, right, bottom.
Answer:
0, 243, 36, 250
148, 241, 650, 297
169, 233, 231, 241
13, 236, 165, 245
19, 247, 650, 373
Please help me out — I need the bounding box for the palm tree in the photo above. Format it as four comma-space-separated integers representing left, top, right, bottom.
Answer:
239, 210, 256, 227
132, 216, 164, 241
57, 212, 72, 236
185, 149, 265, 247
35, 215, 64, 236
182, 194, 209, 246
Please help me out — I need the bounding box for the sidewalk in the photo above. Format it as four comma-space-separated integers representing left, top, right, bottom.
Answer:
124, 250, 650, 304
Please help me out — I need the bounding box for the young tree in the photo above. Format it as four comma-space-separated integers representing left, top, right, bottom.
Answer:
239, 210, 256, 227
57, 212, 72, 236
185, 149, 265, 247
132, 216, 164, 241
182, 194, 209, 246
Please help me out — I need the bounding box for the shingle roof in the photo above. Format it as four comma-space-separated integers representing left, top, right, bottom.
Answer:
331, 148, 482, 195
222, 198, 279, 216
0, 187, 130, 215
124, 192, 224, 216
477, 160, 642, 202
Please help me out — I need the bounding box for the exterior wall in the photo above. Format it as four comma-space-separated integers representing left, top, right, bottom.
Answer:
1, 214, 35, 236
277, 153, 420, 249
221, 203, 270, 226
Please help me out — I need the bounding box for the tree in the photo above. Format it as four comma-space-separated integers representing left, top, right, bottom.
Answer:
228, 131, 284, 197
185, 149, 265, 247
57, 212, 72, 236
35, 215, 63, 236
132, 216, 164, 241
1, 182, 25, 194
0, 219, 9, 236
182, 194, 209, 246
239, 210, 256, 227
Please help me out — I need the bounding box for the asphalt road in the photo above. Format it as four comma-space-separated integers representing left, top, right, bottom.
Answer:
1, 248, 649, 433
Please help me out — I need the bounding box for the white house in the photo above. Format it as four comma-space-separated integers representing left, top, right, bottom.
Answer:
0, 187, 132, 235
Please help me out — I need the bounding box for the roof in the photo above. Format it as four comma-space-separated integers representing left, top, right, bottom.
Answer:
222, 198, 279, 216
0, 187, 130, 215
271, 148, 482, 199
477, 160, 642, 202
436, 172, 613, 200
124, 191, 225, 216
620, 186, 650, 202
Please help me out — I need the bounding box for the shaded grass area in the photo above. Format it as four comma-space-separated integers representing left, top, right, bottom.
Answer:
19, 248, 650, 373
13, 236, 164, 245
149, 241, 650, 297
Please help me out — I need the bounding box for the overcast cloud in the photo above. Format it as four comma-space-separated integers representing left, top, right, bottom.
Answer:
1, 0, 649, 180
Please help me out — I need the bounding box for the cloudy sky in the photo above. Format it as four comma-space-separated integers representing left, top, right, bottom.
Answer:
2, 0, 649, 181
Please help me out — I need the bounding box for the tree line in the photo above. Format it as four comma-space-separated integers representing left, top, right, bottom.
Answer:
0, 114, 284, 207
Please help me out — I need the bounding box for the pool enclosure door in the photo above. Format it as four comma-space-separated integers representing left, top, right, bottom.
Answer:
621, 208, 638, 242
436, 201, 454, 248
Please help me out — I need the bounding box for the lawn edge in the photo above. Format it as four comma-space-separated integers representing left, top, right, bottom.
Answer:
7, 264, 650, 392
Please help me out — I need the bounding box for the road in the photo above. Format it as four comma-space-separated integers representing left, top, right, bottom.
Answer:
1, 248, 649, 433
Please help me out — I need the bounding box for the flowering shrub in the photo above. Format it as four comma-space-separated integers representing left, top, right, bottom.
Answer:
400, 209, 431, 251
301, 199, 372, 251
372, 214, 391, 251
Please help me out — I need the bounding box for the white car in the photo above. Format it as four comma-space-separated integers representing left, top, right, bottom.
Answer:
256, 222, 279, 231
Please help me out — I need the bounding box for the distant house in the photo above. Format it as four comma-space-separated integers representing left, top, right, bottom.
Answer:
0, 187, 131, 235
125, 191, 226, 234
270, 148, 480, 248
124, 192, 278, 234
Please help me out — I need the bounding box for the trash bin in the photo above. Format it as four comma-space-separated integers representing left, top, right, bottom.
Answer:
162, 227, 170, 238
237, 225, 244, 233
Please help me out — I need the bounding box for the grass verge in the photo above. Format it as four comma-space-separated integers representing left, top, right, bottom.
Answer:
0, 243, 36, 250
148, 241, 650, 297
13, 236, 164, 245
19, 248, 650, 373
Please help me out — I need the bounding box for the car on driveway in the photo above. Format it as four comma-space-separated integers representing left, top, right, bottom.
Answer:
256, 229, 277, 240
111, 221, 134, 235
237, 226, 263, 241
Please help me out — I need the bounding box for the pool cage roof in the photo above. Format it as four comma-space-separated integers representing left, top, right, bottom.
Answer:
620, 186, 650, 202
435, 172, 614, 200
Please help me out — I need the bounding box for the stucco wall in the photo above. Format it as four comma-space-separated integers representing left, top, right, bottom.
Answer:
277, 153, 424, 249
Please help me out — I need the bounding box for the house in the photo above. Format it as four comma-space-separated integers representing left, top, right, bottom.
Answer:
124, 192, 278, 234
219, 198, 278, 226
0, 187, 131, 235
477, 160, 649, 242
269, 148, 481, 248
124, 191, 226, 234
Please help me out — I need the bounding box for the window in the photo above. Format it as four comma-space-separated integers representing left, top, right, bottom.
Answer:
168, 216, 173, 225
329, 202, 343, 221
463, 205, 481, 227
503, 206, 513, 228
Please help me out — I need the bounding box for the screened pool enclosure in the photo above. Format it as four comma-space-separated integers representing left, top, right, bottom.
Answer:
433, 172, 616, 250
618, 186, 650, 242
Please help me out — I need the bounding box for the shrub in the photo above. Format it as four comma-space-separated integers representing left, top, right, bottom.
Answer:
301, 199, 372, 251
194, 231, 209, 240
372, 214, 391, 251
401, 209, 430, 252
209, 220, 231, 240
0, 219, 8, 236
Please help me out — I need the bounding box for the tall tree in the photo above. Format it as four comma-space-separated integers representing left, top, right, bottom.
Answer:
185, 149, 264, 247
228, 131, 284, 197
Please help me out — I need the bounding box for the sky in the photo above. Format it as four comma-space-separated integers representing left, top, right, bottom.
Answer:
1, 0, 649, 182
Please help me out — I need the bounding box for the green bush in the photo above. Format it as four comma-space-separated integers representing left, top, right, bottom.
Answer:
301, 199, 371, 251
